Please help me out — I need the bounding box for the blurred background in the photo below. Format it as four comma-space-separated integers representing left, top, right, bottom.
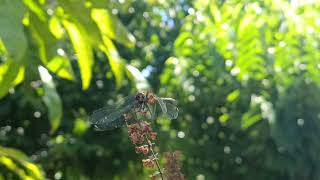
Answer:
0, 0, 320, 179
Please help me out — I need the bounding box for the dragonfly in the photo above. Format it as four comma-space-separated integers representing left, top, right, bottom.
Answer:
89, 92, 179, 131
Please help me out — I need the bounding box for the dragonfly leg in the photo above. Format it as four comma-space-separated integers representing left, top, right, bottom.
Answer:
141, 103, 149, 114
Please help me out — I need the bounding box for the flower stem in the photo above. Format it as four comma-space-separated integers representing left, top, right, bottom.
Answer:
144, 134, 164, 180
131, 110, 165, 180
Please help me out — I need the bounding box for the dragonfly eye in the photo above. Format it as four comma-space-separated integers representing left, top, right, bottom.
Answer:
135, 92, 146, 104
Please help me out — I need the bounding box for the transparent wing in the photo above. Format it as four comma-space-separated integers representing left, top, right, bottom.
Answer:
148, 98, 178, 120
155, 95, 167, 113
89, 95, 137, 131
161, 98, 179, 119
92, 115, 125, 131
148, 103, 158, 121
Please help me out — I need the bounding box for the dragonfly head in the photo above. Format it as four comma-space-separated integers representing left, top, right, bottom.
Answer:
135, 92, 147, 104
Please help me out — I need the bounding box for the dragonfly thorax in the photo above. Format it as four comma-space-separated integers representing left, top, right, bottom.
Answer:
135, 92, 147, 104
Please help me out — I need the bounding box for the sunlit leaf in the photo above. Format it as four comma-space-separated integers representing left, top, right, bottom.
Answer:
0, 60, 24, 99
92, 8, 136, 48
23, 0, 46, 21
209, 1, 221, 23
219, 114, 229, 124
28, 13, 75, 80
28, 13, 57, 64
57, 0, 102, 45
47, 56, 75, 80
22, 161, 43, 180
241, 111, 261, 130
0, 0, 27, 62
0, 156, 30, 179
99, 36, 124, 88
62, 20, 93, 90
49, 16, 65, 39
0, 146, 29, 160
227, 89, 240, 102
0, 146, 44, 180
38, 66, 62, 133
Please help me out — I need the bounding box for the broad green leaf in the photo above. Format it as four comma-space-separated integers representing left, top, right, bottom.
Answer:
227, 89, 240, 102
92, 8, 136, 48
47, 56, 74, 80
0, 156, 30, 179
174, 32, 193, 48
209, 1, 221, 23
49, 16, 65, 39
29, 13, 57, 64
13, 65, 25, 85
0, 60, 24, 99
23, 0, 46, 21
99, 36, 124, 89
126, 65, 149, 91
57, 0, 102, 45
219, 113, 229, 124
0, 146, 44, 180
0, 39, 7, 57
241, 112, 261, 130
62, 20, 93, 90
0, 0, 27, 62
21, 161, 43, 180
38, 66, 62, 133
29, 13, 75, 80
0, 146, 29, 161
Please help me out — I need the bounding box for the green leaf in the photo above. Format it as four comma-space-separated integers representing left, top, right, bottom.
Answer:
23, 0, 46, 21
29, 13, 75, 80
227, 89, 240, 102
219, 113, 229, 124
0, 146, 44, 180
0, 146, 29, 161
38, 66, 62, 133
241, 112, 261, 130
92, 8, 136, 48
49, 16, 65, 39
29, 13, 57, 64
0, 60, 24, 99
73, 117, 88, 136
46, 56, 75, 80
99, 36, 124, 89
62, 20, 93, 90
0, 0, 27, 62
209, 1, 221, 23
0, 156, 31, 179
57, 0, 102, 45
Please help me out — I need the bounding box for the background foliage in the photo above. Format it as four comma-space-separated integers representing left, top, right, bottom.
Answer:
0, 0, 320, 179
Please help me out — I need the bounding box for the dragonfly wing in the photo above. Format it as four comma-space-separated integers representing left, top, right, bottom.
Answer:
89, 95, 137, 131
92, 115, 125, 131
161, 98, 179, 119
156, 96, 167, 113
164, 100, 179, 119
148, 98, 178, 120
147, 103, 158, 121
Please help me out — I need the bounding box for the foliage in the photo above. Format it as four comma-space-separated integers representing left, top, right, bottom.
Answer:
0, 0, 320, 179
159, 0, 320, 179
